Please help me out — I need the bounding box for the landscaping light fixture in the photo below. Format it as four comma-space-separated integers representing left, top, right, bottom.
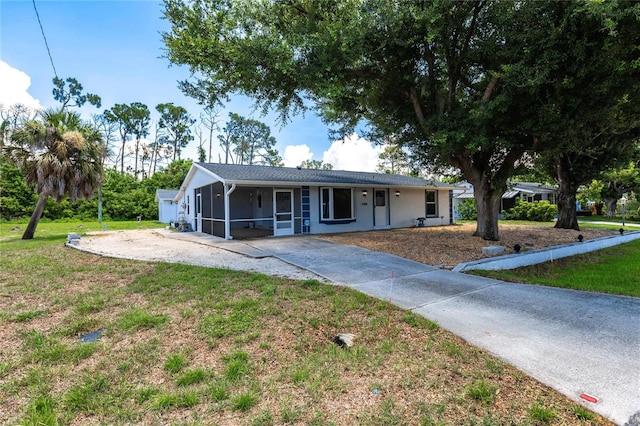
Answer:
513, 244, 521, 253
577, 234, 584, 242
620, 228, 624, 235
395, 190, 401, 197
362, 190, 368, 197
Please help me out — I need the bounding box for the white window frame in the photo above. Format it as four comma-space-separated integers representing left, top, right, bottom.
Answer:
425, 190, 438, 217
320, 187, 355, 221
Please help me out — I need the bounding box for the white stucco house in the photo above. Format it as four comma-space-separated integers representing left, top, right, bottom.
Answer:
173, 163, 462, 240
155, 189, 179, 223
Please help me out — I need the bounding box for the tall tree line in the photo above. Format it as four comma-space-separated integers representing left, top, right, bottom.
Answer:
102, 101, 195, 176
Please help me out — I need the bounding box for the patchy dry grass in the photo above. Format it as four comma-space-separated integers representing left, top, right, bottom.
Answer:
0, 232, 612, 425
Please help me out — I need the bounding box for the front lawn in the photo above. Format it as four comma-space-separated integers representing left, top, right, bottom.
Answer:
0, 222, 611, 425
0, 219, 163, 241
471, 239, 640, 297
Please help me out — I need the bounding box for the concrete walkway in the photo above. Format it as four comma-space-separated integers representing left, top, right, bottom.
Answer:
225, 236, 640, 426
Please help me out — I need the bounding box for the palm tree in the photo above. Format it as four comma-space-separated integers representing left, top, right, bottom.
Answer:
3, 109, 105, 239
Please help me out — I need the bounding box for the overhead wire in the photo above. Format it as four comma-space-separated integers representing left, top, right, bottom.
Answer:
31, 0, 58, 78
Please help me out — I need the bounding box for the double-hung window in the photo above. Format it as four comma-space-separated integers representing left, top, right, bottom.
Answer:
321, 187, 355, 222
425, 190, 437, 217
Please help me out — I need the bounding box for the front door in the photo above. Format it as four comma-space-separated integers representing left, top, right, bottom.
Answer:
374, 189, 389, 228
273, 189, 294, 236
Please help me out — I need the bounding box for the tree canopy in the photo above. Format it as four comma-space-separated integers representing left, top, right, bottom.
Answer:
163, 0, 640, 240
516, 1, 640, 229
161, 0, 534, 240
217, 112, 282, 166
156, 102, 195, 162
52, 76, 102, 110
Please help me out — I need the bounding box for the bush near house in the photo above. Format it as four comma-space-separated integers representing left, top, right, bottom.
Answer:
458, 198, 478, 220
503, 200, 557, 222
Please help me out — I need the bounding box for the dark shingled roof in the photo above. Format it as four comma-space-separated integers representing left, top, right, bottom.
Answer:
196, 163, 457, 188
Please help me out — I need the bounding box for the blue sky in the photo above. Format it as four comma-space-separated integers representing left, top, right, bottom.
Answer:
0, 0, 382, 171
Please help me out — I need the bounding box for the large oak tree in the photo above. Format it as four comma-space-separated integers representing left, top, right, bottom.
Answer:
513, 1, 640, 229
162, 0, 637, 240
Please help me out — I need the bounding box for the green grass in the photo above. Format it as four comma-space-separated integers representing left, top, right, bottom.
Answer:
175, 367, 206, 386
528, 403, 558, 424
164, 353, 186, 373
0, 221, 611, 425
116, 308, 169, 331
152, 391, 198, 409
466, 380, 498, 404
232, 390, 259, 412
472, 239, 640, 297
577, 214, 640, 224
1, 218, 162, 234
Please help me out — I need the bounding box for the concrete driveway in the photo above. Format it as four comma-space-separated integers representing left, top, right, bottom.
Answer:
240, 236, 640, 426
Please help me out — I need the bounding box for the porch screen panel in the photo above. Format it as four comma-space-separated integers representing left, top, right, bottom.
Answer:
201, 184, 214, 235
213, 221, 225, 238
202, 185, 212, 218
212, 182, 225, 220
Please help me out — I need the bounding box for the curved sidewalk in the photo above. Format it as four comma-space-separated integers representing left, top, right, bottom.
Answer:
239, 236, 639, 426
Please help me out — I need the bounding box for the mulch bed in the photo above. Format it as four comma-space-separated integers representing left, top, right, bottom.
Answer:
322, 222, 614, 269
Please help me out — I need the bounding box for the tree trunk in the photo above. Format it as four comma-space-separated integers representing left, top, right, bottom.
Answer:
120, 138, 126, 173
22, 192, 49, 240
603, 198, 617, 217
554, 155, 580, 230
472, 183, 502, 241
134, 138, 140, 178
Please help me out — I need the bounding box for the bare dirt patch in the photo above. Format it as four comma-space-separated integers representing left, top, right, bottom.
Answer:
323, 222, 614, 269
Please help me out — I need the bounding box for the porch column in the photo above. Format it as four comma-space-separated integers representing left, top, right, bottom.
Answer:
224, 183, 236, 240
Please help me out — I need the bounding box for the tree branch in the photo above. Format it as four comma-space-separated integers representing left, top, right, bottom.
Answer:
482, 74, 500, 101
406, 87, 430, 135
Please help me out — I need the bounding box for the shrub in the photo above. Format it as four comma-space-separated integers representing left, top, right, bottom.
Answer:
457, 198, 477, 220
503, 200, 557, 222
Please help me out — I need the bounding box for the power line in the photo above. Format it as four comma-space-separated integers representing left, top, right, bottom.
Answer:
32, 0, 58, 78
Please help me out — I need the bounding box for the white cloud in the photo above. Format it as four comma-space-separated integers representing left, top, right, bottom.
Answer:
283, 144, 313, 167
0, 61, 42, 110
322, 133, 383, 172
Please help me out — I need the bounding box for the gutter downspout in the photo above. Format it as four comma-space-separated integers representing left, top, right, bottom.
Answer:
224, 183, 237, 240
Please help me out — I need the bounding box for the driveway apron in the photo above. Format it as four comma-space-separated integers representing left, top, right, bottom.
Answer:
246, 236, 640, 426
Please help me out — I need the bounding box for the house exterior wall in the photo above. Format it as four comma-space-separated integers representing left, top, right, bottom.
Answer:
304, 186, 452, 235
179, 170, 218, 230
178, 167, 455, 237
306, 186, 373, 234
158, 201, 178, 223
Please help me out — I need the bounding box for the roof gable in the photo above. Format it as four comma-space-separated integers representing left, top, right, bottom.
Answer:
155, 189, 179, 202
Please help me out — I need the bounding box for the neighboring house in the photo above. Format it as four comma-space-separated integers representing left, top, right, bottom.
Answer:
155, 189, 179, 224
500, 182, 558, 211
453, 182, 558, 218
174, 163, 462, 240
